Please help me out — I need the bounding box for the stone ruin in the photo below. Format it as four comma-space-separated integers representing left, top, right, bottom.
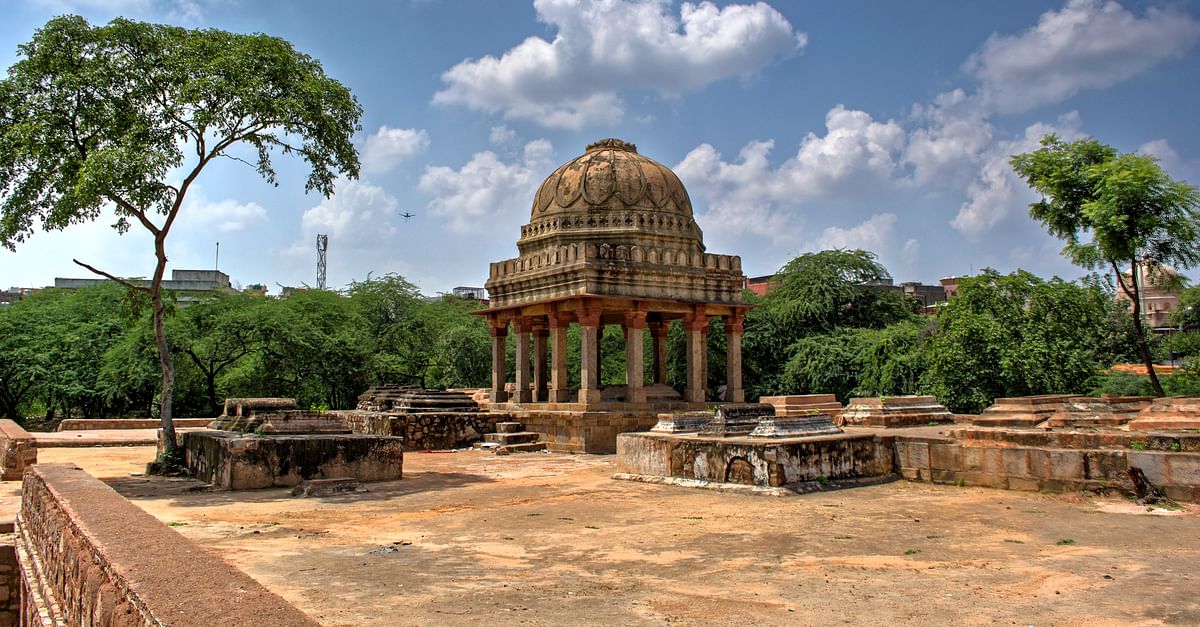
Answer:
970, 394, 1074, 428
839, 396, 954, 427
186, 397, 403, 490
1042, 395, 1153, 429
759, 394, 843, 419
1127, 396, 1200, 431
336, 384, 498, 450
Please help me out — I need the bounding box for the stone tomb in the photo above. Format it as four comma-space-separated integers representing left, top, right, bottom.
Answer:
971, 394, 1074, 428
1042, 395, 1153, 429
759, 394, 843, 418
186, 397, 402, 490
336, 385, 497, 450
1127, 397, 1200, 431
839, 396, 954, 428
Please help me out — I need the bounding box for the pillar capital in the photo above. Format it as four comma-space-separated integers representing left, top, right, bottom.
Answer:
648, 320, 669, 337
724, 311, 745, 335
488, 319, 509, 337
546, 311, 570, 329
576, 301, 602, 328
513, 317, 534, 334
683, 312, 710, 333
623, 311, 648, 329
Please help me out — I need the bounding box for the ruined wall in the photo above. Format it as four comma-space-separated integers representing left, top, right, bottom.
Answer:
57, 418, 211, 431
0, 420, 35, 482
16, 464, 317, 625
336, 411, 498, 450
182, 431, 404, 490
0, 533, 19, 627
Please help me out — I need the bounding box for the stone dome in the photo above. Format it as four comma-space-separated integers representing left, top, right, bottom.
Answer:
530, 139, 693, 220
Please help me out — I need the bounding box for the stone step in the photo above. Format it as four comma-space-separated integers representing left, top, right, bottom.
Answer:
970, 416, 1049, 428
495, 421, 525, 433
496, 442, 548, 455
484, 432, 540, 445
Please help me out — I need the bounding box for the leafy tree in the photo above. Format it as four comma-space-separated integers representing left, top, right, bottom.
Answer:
1175, 286, 1200, 330
169, 294, 260, 415
1011, 135, 1200, 396
0, 16, 361, 458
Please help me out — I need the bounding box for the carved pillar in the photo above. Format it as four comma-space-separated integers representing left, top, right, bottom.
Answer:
533, 325, 549, 402
624, 312, 647, 404
683, 312, 708, 404
548, 312, 571, 403
724, 312, 745, 403
488, 318, 508, 403
649, 320, 668, 385
513, 318, 532, 404
578, 304, 602, 404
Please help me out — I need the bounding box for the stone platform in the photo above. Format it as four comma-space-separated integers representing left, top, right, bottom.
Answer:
759, 394, 843, 418
1128, 397, 1200, 431
181, 431, 403, 490
970, 394, 1074, 428
337, 386, 495, 450
839, 396, 953, 428
615, 431, 893, 492
496, 404, 667, 454
1043, 395, 1153, 429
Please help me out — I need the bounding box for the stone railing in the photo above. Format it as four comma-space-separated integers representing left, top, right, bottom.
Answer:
518, 210, 699, 242
0, 420, 36, 481
489, 243, 741, 280
16, 464, 317, 625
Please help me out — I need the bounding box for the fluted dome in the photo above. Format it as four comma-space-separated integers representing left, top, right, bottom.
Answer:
531, 139, 693, 219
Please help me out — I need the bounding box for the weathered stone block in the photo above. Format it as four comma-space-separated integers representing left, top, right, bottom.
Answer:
182, 431, 403, 490
0, 421, 35, 482
928, 442, 962, 471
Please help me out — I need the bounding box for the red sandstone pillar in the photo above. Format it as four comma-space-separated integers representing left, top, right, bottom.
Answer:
533, 325, 549, 402
649, 320, 668, 385
578, 304, 602, 404
489, 318, 509, 403
513, 318, 533, 404
724, 312, 745, 403
624, 312, 647, 404
548, 312, 572, 403
683, 312, 708, 404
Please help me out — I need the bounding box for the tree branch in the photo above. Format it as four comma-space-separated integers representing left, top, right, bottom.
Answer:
72, 259, 150, 293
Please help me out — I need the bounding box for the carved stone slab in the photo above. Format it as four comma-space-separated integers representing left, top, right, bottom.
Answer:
749, 412, 843, 438
651, 411, 712, 433
700, 404, 775, 437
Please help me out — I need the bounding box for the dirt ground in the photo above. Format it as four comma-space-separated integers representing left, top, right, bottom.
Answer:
15, 446, 1200, 626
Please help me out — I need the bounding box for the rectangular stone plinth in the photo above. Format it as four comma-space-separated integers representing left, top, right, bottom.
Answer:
1128, 397, 1200, 431
971, 394, 1074, 427
759, 394, 843, 417
701, 404, 775, 437
0, 420, 36, 481
334, 410, 498, 450
749, 414, 842, 438
840, 396, 953, 427
616, 431, 893, 489
182, 431, 403, 490
1043, 396, 1153, 429
495, 408, 663, 453
651, 411, 712, 433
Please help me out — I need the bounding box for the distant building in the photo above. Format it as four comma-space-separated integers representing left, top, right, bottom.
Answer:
54, 269, 236, 304
0, 287, 35, 305
243, 283, 268, 297
451, 286, 487, 301
939, 276, 963, 299
744, 275, 772, 297
1115, 265, 1184, 332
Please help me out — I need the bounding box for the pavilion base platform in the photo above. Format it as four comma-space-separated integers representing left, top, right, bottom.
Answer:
494, 402, 703, 454
839, 396, 954, 427
181, 431, 403, 491
970, 394, 1074, 428
615, 431, 895, 492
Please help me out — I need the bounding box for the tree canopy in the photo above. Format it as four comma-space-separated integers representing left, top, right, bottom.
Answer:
1011, 135, 1200, 396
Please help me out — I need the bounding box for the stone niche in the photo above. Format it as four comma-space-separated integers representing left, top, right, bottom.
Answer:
839, 396, 953, 428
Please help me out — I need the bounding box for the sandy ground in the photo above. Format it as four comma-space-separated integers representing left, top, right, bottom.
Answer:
11, 446, 1200, 626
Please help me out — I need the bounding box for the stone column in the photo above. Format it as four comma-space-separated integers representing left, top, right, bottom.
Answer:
649, 320, 668, 385
624, 312, 647, 404
513, 318, 533, 404
548, 313, 571, 403
724, 312, 745, 403
533, 325, 549, 402
578, 304, 602, 404
683, 312, 708, 404
489, 318, 509, 403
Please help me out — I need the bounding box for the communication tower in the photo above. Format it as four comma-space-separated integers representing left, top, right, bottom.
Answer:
316, 234, 328, 290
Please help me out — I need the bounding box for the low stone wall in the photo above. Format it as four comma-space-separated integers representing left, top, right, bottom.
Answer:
512, 409, 660, 453
182, 431, 404, 490
0, 421, 35, 482
0, 534, 20, 626
16, 463, 317, 625
57, 418, 213, 431
616, 432, 894, 488
893, 434, 1200, 502
335, 410, 499, 450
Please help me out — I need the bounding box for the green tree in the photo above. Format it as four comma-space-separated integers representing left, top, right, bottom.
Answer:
0, 16, 361, 458
169, 295, 260, 416
1011, 135, 1200, 396
1175, 286, 1200, 330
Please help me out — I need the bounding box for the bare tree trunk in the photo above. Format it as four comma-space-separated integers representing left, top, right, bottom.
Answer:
152, 235, 179, 458
1124, 260, 1165, 397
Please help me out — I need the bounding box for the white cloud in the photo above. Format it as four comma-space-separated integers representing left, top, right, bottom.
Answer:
418, 139, 555, 232
489, 125, 519, 146
361, 126, 430, 174
965, 0, 1200, 114
298, 178, 398, 242
25, 0, 224, 20
951, 113, 1084, 237
676, 105, 905, 241
433, 0, 804, 129
806, 212, 898, 253
903, 89, 994, 187
1141, 138, 1200, 182
179, 187, 267, 233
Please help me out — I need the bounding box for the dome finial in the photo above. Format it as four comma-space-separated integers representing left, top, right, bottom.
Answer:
586, 138, 637, 153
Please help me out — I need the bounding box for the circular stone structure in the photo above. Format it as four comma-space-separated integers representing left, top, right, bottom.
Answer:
480, 139, 749, 451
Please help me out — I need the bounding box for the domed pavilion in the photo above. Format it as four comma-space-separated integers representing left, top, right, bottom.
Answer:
480, 139, 749, 451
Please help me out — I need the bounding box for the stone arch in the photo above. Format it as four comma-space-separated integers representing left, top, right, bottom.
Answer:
724, 457, 755, 485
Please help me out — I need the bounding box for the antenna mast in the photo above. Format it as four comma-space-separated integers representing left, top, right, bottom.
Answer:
316, 234, 328, 290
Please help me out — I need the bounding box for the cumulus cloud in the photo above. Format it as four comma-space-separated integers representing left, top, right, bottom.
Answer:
676, 106, 905, 241
903, 89, 994, 187
806, 212, 898, 252
965, 0, 1200, 114
25, 0, 225, 21
433, 0, 804, 129
951, 113, 1084, 237
418, 140, 555, 232
1140, 138, 1200, 182
489, 125, 519, 146
361, 126, 431, 174
295, 178, 399, 244
179, 187, 267, 233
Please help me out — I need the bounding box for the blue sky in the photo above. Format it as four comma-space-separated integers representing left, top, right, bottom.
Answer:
2, 0, 1199, 294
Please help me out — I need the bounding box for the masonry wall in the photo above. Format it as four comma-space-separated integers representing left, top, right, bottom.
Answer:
0, 420, 35, 482
336, 411, 498, 450
0, 533, 19, 627
16, 463, 318, 625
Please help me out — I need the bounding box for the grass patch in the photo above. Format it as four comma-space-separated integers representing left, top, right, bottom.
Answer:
1130, 440, 1149, 451
1004, 539, 1024, 544
167, 521, 188, 527
833, 535, 853, 540
904, 548, 921, 556
925, 535, 943, 539
1056, 539, 1076, 546
681, 516, 703, 520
